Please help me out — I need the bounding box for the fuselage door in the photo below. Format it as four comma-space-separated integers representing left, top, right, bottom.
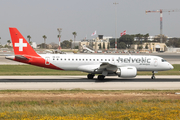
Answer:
45, 57, 50, 65
111, 57, 115, 65
154, 58, 158, 67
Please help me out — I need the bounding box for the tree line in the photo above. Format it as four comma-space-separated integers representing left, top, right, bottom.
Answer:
166, 38, 180, 47
109, 33, 180, 49
2, 32, 180, 49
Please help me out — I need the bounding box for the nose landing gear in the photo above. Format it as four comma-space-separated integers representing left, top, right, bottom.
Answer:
151, 71, 156, 79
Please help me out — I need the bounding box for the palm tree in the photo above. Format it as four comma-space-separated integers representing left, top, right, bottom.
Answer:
152, 43, 155, 52
136, 34, 141, 42
57, 35, 61, 49
42, 35, 47, 49
27, 35, 31, 44
72, 32, 77, 49
70, 39, 73, 49
7, 40, 11, 46
145, 43, 149, 49
144, 33, 149, 42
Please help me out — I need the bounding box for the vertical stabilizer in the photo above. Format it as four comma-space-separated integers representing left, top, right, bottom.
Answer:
9, 28, 39, 56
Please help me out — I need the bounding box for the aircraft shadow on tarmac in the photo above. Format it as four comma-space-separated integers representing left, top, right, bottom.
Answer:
0, 78, 180, 82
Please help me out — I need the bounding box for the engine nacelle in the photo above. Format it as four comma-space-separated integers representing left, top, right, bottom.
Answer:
116, 66, 137, 77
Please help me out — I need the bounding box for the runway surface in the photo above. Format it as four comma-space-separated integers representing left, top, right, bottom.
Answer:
0, 53, 180, 90
0, 76, 180, 90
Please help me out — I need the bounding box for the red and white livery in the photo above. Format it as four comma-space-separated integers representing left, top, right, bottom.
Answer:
6, 28, 173, 80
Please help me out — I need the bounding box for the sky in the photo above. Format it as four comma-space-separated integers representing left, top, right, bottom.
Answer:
0, 0, 180, 45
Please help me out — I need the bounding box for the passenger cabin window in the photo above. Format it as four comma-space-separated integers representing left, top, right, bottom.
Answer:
162, 59, 167, 62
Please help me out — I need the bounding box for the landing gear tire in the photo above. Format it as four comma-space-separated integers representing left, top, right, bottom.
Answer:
98, 75, 105, 80
87, 74, 95, 79
151, 71, 155, 79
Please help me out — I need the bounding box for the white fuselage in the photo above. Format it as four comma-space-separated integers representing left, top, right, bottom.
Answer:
39, 54, 173, 72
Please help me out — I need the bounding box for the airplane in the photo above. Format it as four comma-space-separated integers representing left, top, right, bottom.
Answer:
6, 28, 174, 80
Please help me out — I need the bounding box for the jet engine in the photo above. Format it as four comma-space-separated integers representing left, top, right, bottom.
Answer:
116, 66, 137, 77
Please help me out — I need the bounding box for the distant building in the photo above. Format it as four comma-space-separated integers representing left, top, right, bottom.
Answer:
134, 36, 157, 41
167, 47, 180, 53
134, 35, 171, 42
131, 42, 167, 52
79, 35, 111, 52
46, 44, 52, 49
31, 42, 37, 49
6, 43, 12, 47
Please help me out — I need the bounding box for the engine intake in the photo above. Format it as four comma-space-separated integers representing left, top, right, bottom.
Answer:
116, 66, 137, 77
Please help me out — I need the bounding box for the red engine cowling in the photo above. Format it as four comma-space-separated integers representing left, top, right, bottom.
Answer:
116, 66, 137, 77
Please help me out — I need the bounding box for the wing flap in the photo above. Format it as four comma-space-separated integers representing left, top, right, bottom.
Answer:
78, 62, 117, 73
99, 62, 117, 72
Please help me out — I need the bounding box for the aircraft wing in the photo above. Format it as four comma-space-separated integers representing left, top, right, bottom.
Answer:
98, 62, 117, 72
78, 62, 117, 73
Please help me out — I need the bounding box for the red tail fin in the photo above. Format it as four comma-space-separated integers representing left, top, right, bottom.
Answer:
9, 28, 39, 57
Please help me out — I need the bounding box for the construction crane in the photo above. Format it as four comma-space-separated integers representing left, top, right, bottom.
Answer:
145, 9, 180, 43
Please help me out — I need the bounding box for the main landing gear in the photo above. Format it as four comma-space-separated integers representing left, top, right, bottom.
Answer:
151, 71, 155, 79
97, 75, 105, 80
87, 74, 105, 80
87, 74, 95, 79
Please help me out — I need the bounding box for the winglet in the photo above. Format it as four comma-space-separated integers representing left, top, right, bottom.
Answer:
9, 28, 39, 57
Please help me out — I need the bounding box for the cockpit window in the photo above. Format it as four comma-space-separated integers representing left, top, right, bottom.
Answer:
162, 59, 167, 62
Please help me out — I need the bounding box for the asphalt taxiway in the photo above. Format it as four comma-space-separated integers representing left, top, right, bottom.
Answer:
0, 76, 180, 90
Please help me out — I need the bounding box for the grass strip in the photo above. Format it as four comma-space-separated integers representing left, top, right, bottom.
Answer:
0, 90, 180, 119
0, 89, 180, 94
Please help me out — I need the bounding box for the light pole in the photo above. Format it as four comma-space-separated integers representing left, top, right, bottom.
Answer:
113, 2, 118, 52
57, 28, 62, 50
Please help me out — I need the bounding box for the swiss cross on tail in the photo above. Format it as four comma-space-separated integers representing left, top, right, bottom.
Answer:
8, 27, 63, 70
9, 27, 39, 56
15, 39, 27, 51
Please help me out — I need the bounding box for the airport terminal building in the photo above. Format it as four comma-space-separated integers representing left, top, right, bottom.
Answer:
79, 35, 110, 53
131, 42, 167, 52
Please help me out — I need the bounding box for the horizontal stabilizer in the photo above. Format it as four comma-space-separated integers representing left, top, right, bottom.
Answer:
5, 55, 29, 61
5, 55, 15, 60
15, 55, 29, 60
